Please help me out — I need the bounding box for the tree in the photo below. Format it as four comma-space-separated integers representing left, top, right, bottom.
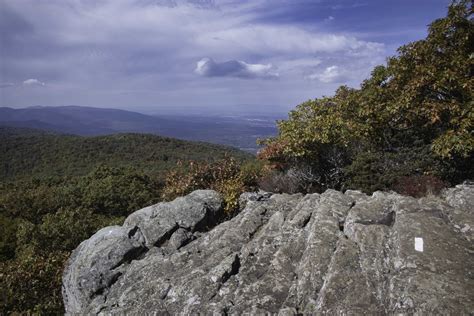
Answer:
259, 0, 473, 193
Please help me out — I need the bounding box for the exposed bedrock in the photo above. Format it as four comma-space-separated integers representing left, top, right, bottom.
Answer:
63, 185, 474, 315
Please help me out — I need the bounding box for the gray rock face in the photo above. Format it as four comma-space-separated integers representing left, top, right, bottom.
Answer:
63, 185, 474, 315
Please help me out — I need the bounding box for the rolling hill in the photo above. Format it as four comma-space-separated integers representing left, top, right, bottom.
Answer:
0, 126, 252, 182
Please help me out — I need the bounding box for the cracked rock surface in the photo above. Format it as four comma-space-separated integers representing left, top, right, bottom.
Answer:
63, 185, 474, 315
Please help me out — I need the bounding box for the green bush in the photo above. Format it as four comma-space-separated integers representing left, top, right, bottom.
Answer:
0, 214, 17, 261
36, 208, 121, 252
344, 145, 447, 193
0, 179, 67, 223
77, 166, 161, 217
0, 250, 69, 314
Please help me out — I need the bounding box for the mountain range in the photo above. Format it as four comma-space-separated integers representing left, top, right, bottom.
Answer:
0, 106, 282, 152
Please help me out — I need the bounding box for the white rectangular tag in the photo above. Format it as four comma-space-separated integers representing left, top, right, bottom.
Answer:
415, 237, 424, 252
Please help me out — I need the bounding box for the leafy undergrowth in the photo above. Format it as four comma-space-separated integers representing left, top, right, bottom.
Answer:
162, 157, 263, 214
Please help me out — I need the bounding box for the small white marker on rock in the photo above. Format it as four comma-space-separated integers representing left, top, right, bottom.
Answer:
414, 237, 424, 252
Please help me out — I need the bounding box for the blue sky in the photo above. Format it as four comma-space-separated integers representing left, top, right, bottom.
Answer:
0, 0, 452, 115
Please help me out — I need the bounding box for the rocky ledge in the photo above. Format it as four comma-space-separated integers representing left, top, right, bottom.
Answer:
63, 185, 474, 315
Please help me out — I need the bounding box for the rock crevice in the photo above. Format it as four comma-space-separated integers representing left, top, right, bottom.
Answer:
63, 185, 474, 315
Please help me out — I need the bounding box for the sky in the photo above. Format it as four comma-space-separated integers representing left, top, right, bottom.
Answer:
0, 0, 452, 115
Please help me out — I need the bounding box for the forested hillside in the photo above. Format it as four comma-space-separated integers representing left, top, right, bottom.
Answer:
0, 127, 256, 314
0, 127, 251, 181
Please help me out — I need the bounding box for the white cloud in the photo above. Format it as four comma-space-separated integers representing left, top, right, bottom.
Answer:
22, 78, 45, 86
306, 65, 348, 83
195, 58, 278, 79
196, 25, 383, 57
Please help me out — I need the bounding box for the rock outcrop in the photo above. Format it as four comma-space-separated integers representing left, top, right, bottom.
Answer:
63, 185, 474, 315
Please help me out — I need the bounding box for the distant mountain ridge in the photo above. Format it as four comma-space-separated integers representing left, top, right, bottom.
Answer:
0, 106, 280, 152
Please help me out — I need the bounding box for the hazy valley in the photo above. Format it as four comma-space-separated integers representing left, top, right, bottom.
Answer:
0, 106, 283, 153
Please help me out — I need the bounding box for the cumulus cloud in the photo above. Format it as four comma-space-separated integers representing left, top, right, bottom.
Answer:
306, 66, 348, 83
23, 78, 45, 86
195, 58, 278, 79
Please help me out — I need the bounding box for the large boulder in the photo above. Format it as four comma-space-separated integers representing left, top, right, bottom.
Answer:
63, 186, 474, 315
62, 190, 223, 314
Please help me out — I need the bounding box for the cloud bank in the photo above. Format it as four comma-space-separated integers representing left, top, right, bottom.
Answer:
0, 0, 447, 113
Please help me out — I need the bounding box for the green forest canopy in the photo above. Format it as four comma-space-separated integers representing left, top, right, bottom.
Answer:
0, 127, 253, 314
0, 127, 252, 181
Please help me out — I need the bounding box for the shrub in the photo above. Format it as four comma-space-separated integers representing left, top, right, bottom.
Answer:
258, 141, 350, 193
0, 214, 17, 261
161, 160, 220, 200
258, 170, 302, 194
0, 250, 69, 314
75, 165, 161, 217
1, 207, 124, 313
239, 160, 265, 186
0, 179, 66, 223
36, 208, 121, 252
393, 175, 448, 198
343, 151, 389, 194
162, 157, 261, 213
344, 146, 447, 194
256, 138, 290, 170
